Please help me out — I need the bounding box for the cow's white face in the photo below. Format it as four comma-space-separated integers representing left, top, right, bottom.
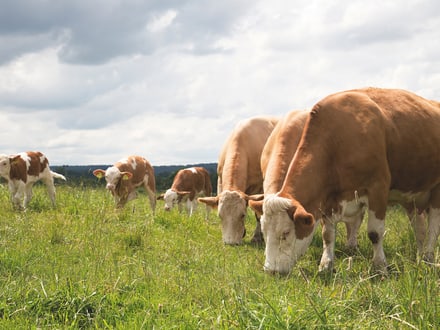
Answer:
261, 194, 316, 275
104, 166, 122, 194
163, 189, 178, 211
0, 155, 11, 178
218, 190, 247, 245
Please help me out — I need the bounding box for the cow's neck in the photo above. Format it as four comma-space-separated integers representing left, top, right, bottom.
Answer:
279, 138, 334, 217
221, 155, 249, 192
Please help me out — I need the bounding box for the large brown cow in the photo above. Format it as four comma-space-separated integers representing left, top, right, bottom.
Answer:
199, 116, 278, 245
158, 167, 212, 219
0, 151, 66, 209
93, 155, 156, 212
259, 88, 439, 275
251, 109, 364, 250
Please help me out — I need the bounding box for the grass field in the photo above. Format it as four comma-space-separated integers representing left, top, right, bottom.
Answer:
0, 184, 439, 329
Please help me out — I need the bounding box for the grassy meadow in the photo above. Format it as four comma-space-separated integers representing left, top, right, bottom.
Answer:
0, 184, 439, 329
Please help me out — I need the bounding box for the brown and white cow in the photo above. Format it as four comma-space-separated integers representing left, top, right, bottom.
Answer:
158, 167, 212, 219
198, 116, 278, 245
259, 88, 439, 275
0, 151, 66, 210
93, 155, 156, 212
250, 110, 365, 250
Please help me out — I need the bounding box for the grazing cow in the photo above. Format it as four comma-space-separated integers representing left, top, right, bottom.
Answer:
250, 110, 364, 249
259, 87, 439, 275
93, 155, 156, 212
0, 151, 66, 209
158, 167, 212, 219
198, 116, 278, 245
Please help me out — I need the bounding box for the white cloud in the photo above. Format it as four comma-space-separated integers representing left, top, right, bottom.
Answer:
147, 10, 178, 33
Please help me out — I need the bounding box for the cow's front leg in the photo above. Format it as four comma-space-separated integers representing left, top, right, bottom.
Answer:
8, 182, 20, 209
367, 209, 388, 273
11, 182, 25, 210
187, 199, 197, 216
251, 215, 264, 244
319, 218, 336, 272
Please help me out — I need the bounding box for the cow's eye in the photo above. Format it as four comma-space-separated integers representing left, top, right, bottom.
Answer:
281, 231, 290, 241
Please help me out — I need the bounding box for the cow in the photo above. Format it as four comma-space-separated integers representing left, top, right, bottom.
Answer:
258, 87, 439, 275
93, 155, 156, 212
250, 110, 364, 250
198, 116, 278, 245
0, 151, 66, 210
158, 167, 212, 219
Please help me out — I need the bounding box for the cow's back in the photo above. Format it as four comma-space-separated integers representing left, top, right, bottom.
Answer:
261, 110, 309, 194
218, 116, 278, 194
284, 87, 440, 213
115, 156, 148, 185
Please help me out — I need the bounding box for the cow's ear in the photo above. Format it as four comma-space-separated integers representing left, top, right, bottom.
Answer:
157, 193, 165, 200
121, 172, 133, 180
246, 194, 264, 201
248, 200, 263, 217
291, 206, 315, 240
93, 169, 106, 179
176, 191, 191, 197
198, 196, 219, 208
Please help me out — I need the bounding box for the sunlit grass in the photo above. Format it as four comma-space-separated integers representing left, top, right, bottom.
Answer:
0, 185, 438, 329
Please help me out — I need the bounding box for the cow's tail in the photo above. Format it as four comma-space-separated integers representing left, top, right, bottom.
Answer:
51, 171, 67, 181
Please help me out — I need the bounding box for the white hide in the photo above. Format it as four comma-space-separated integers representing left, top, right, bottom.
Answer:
218, 190, 247, 245
261, 194, 318, 274
104, 166, 122, 193
163, 189, 179, 211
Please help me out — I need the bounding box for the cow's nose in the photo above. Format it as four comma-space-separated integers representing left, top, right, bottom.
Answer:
164, 206, 170, 211
106, 184, 115, 190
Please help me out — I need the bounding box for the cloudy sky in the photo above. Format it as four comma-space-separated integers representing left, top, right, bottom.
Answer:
0, 0, 439, 165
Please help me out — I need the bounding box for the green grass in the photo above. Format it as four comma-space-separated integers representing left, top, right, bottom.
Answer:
0, 185, 439, 329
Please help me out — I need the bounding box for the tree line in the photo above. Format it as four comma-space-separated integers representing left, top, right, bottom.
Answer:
51, 163, 218, 194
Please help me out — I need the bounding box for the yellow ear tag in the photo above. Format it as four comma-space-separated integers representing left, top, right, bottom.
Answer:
122, 173, 130, 180
96, 172, 104, 179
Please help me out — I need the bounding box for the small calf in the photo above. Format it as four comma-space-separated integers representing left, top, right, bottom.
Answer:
158, 167, 212, 219
0, 151, 66, 210
93, 155, 156, 212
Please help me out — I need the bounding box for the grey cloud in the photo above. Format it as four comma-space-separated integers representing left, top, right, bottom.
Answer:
0, 0, 253, 65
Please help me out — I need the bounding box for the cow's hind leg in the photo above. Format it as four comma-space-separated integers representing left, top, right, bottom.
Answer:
204, 203, 211, 220
344, 211, 364, 250
423, 207, 440, 263
145, 187, 156, 215
24, 183, 35, 208
42, 176, 57, 206
406, 207, 427, 258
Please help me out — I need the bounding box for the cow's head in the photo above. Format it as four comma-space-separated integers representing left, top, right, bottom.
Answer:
261, 194, 317, 275
0, 154, 11, 178
199, 190, 262, 245
93, 167, 134, 207
162, 189, 190, 211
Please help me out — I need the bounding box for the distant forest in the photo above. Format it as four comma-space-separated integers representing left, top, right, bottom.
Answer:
51, 163, 218, 194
